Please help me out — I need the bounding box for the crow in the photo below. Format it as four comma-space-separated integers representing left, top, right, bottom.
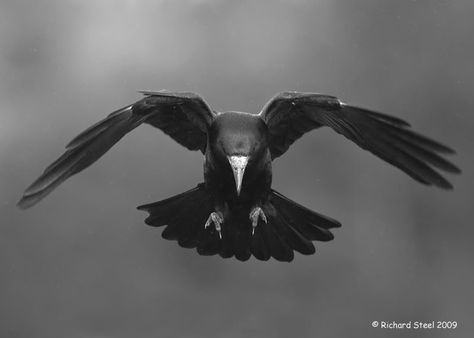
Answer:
18, 90, 460, 261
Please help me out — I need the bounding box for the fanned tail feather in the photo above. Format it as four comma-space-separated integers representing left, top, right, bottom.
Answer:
137, 185, 341, 262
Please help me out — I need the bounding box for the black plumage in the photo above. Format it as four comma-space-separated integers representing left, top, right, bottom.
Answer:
18, 90, 460, 261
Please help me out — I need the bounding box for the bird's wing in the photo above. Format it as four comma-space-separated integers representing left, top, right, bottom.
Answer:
18, 90, 216, 209
259, 91, 460, 189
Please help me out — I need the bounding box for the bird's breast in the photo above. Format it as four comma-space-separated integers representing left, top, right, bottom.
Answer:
204, 154, 272, 208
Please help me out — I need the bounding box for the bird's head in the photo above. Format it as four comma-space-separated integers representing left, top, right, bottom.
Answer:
208, 112, 269, 196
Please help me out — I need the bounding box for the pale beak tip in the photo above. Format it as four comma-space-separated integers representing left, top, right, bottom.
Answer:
227, 155, 249, 197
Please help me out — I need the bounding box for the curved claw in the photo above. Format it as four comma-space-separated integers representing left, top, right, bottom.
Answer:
205, 211, 224, 239
249, 206, 267, 235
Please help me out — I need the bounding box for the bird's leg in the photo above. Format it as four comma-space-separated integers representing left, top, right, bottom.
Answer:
205, 209, 225, 239
249, 205, 267, 235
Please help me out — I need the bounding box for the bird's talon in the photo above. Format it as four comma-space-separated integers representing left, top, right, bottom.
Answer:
205, 211, 224, 238
249, 206, 267, 235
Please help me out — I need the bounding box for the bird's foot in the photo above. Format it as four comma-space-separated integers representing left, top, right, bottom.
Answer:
205, 211, 224, 239
249, 206, 267, 235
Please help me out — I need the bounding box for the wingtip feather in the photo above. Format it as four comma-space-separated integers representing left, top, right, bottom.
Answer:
17, 197, 31, 210
17, 193, 42, 210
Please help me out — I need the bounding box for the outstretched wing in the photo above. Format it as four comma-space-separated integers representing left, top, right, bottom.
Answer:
18, 90, 216, 209
259, 91, 460, 189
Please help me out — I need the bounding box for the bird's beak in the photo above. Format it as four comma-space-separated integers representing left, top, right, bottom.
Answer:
227, 155, 249, 196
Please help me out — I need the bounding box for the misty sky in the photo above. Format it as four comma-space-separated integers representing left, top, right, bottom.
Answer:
1, 1, 473, 337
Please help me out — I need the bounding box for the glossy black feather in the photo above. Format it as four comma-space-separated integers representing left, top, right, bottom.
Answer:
18, 106, 143, 209
18, 91, 215, 209
260, 91, 460, 189
271, 209, 316, 255
250, 227, 271, 261
138, 185, 337, 261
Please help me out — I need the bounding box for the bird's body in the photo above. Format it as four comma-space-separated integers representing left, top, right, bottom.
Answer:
205, 112, 271, 212
18, 90, 460, 261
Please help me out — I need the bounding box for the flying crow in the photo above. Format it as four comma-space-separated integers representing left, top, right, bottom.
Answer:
18, 90, 460, 261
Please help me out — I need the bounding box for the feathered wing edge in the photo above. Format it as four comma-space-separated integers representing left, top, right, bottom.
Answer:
138, 185, 341, 262
314, 104, 461, 189
17, 105, 144, 209
18, 91, 216, 209
260, 92, 460, 189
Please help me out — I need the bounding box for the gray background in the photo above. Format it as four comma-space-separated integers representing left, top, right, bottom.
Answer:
1, 0, 473, 337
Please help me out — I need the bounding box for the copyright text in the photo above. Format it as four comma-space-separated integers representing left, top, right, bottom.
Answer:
371, 320, 457, 330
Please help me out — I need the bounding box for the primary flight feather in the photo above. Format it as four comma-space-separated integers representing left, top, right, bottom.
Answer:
18, 90, 460, 261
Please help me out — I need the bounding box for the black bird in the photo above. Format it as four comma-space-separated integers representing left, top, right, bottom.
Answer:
18, 90, 460, 261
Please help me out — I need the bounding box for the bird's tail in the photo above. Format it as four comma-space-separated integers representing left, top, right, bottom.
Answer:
137, 184, 341, 262
137, 183, 214, 250
261, 190, 341, 261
